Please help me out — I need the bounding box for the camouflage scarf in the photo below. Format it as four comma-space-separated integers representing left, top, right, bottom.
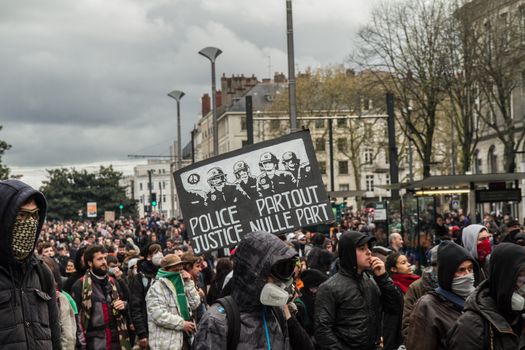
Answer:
80, 271, 131, 350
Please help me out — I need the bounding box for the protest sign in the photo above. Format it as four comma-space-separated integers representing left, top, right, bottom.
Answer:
87, 202, 97, 218
174, 130, 334, 254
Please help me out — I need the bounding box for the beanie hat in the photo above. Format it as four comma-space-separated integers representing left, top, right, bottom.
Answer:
300, 269, 328, 289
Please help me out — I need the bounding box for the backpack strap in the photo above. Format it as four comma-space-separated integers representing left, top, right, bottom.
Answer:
35, 259, 51, 294
217, 296, 240, 350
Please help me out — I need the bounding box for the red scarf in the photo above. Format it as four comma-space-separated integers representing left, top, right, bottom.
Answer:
391, 273, 420, 294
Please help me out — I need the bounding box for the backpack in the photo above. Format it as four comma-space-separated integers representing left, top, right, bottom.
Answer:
216, 296, 287, 350
216, 296, 241, 350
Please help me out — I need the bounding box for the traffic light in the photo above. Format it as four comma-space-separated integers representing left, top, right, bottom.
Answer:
119, 204, 124, 210
151, 193, 157, 207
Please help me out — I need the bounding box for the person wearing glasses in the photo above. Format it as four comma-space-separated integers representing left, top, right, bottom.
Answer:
0, 179, 62, 349
406, 241, 480, 350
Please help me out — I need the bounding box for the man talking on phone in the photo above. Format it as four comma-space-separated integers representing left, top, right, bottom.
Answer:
314, 231, 403, 350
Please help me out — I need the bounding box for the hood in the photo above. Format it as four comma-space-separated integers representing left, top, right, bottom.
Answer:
488, 243, 525, 317
437, 240, 479, 292
462, 224, 486, 259
338, 230, 375, 277
465, 280, 515, 334
0, 180, 47, 266
231, 231, 297, 312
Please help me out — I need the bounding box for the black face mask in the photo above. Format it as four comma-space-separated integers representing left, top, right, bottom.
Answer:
91, 267, 107, 278
117, 253, 125, 263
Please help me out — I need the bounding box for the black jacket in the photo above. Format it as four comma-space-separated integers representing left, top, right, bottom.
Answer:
0, 179, 61, 350
314, 231, 403, 350
447, 243, 525, 349
128, 259, 157, 339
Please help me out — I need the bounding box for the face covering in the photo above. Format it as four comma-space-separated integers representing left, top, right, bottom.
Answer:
92, 266, 107, 278
152, 252, 163, 266
451, 273, 475, 299
11, 216, 39, 261
477, 239, 492, 264
512, 292, 525, 311
260, 282, 290, 307
108, 267, 117, 276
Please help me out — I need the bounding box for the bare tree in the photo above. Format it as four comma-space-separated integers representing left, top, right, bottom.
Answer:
458, 0, 525, 173
354, 0, 452, 177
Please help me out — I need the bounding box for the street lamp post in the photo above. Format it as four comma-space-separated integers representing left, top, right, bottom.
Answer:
199, 47, 222, 157
286, 0, 297, 132
167, 90, 185, 171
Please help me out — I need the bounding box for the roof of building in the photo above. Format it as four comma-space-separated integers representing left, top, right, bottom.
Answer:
225, 82, 287, 113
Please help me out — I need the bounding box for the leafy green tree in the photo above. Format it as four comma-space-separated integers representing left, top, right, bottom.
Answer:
40, 166, 138, 220
0, 126, 11, 180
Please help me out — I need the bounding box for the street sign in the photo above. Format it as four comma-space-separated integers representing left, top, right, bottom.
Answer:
475, 189, 521, 203
374, 202, 387, 221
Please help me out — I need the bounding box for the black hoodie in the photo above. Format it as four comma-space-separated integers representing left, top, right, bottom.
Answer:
0, 179, 47, 268
489, 243, 525, 317
437, 240, 479, 292
0, 180, 61, 350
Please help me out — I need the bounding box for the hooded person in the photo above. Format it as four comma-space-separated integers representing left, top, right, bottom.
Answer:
192, 231, 314, 350
406, 240, 480, 350
447, 243, 525, 349
462, 224, 492, 280
314, 231, 403, 350
0, 179, 62, 349
293, 269, 328, 336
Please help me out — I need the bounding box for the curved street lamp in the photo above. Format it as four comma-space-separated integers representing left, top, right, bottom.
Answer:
199, 47, 222, 156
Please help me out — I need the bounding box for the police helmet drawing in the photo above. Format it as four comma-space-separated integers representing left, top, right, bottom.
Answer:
205, 167, 246, 206
233, 161, 258, 199
256, 151, 296, 196
281, 151, 312, 187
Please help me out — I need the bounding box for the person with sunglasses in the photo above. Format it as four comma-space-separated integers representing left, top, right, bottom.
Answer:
448, 243, 525, 349
192, 231, 314, 350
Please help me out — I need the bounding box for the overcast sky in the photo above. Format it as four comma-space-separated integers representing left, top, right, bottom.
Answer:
1, 0, 378, 187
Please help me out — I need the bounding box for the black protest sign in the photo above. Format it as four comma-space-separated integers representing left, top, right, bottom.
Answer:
174, 130, 334, 255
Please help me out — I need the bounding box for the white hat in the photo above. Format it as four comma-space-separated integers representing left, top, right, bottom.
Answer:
286, 232, 296, 241
128, 258, 139, 270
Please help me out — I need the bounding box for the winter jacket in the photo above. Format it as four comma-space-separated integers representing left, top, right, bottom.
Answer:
401, 267, 438, 338
447, 243, 525, 350
314, 231, 403, 350
406, 240, 479, 350
0, 179, 62, 350
192, 231, 313, 350
128, 260, 157, 340
71, 274, 127, 350
58, 291, 77, 350
146, 276, 201, 350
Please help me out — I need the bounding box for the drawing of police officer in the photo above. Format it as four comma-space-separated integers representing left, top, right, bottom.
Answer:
205, 167, 246, 206
281, 151, 312, 187
256, 152, 296, 196
233, 161, 258, 199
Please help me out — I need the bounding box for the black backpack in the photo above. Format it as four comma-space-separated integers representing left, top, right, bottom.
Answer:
216, 296, 287, 350
216, 296, 241, 350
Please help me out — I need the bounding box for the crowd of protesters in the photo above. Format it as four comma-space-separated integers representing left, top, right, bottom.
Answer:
4, 178, 525, 350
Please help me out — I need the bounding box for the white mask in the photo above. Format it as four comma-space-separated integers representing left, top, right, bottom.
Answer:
451, 273, 475, 299
511, 292, 525, 311
152, 252, 163, 266
260, 282, 289, 307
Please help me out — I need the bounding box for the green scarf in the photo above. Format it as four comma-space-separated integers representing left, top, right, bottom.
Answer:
157, 269, 190, 321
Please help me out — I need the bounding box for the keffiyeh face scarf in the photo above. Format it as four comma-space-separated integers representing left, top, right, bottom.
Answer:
11, 207, 39, 261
